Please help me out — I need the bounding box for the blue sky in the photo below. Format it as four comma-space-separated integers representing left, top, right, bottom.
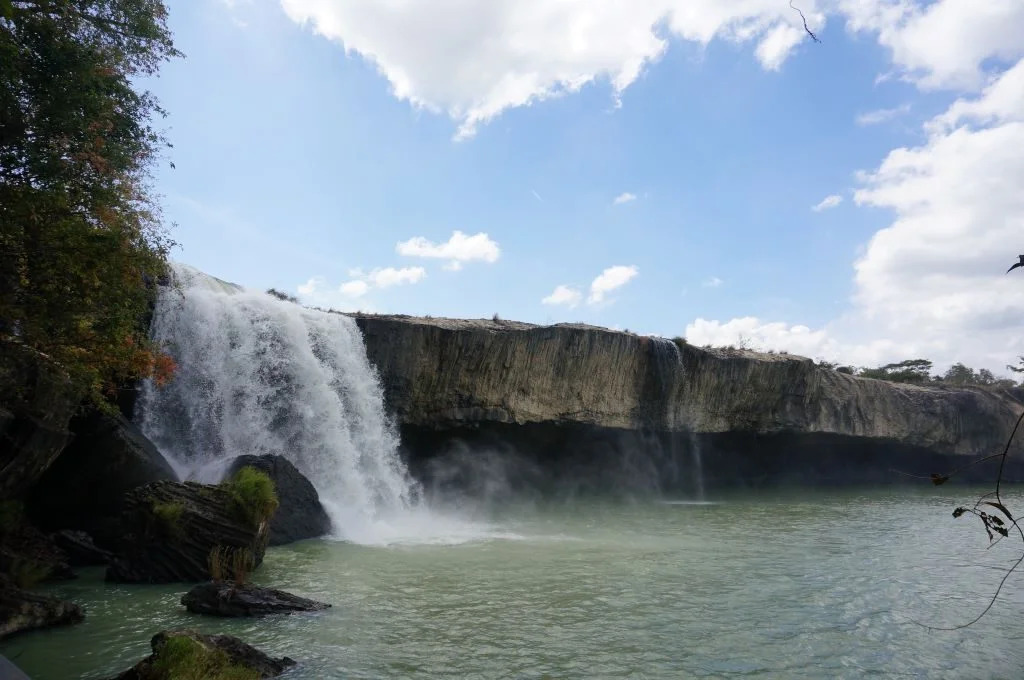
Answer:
146, 0, 1024, 372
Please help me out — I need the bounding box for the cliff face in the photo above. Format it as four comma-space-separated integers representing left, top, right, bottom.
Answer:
354, 315, 1024, 466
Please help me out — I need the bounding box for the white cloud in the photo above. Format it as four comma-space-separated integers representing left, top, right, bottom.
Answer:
280, 1, 1024, 139
613, 192, 637, 205
688, 58, 1024, 373
588, 265, 638, 304
701, 276, 723, 288
297, 278, 319, 296
339, 280, 370, 298
396, 230, 500, 270
840, 0, 1024, 91
366, 266, 427, 288
856, 103, 911, 126
812, 194, 843, 212
542, 285, 583, 308
280, 0, 826, 139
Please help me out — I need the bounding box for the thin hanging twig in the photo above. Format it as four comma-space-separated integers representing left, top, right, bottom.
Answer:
790, 0, 821, 43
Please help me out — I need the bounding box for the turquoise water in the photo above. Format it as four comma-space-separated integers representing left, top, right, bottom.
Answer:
4, 488, 1024, 679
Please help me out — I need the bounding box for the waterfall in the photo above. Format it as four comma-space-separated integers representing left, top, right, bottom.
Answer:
137, 263, 470, 545
688, 431, 706, 501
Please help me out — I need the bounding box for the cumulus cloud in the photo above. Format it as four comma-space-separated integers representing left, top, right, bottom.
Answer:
613, 192, 637, 205
701, 276, 723, 288
366, 266, 426, 288
856, 103, 911, 126
280, 0, 826, 139
688, 57, 1024, 372
812, 194, 842, 212
297, 277, 319, 296
588, 265, 638, 305
339, 280, 370, 298
396, 230, 500, 270
542, 285, 583, 307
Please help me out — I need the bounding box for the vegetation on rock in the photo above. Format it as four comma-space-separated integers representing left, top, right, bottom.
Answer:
147, 635, 261, 680
150, 501, 183, 536
225, 467, 279, 529
0, 0, 180, 406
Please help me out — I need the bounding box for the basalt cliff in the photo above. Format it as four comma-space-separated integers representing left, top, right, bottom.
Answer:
353, 315, 1024, 490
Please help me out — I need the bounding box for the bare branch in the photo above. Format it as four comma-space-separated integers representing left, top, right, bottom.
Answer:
789, 1, 821, 43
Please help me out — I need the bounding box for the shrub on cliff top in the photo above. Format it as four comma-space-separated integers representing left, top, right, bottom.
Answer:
225, 467, 279, 528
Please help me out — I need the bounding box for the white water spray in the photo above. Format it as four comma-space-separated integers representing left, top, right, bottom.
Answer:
138, 264, 497, 545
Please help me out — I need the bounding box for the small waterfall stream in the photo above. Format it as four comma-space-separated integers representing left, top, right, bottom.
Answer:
137, 264, 488, 545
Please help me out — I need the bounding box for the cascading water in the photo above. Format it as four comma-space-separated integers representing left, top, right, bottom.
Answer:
137, 263, 493, 545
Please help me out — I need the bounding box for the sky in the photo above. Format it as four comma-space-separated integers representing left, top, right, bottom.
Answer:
145, 0, 1024, 374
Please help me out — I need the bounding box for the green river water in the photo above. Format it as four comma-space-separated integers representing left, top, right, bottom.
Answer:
3, 487, 1024, 679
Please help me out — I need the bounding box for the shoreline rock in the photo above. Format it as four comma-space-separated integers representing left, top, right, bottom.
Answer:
106, 481, 269, 584
111, 629, 295, 679
0, 574, 83, 640
181, 581, 331, 617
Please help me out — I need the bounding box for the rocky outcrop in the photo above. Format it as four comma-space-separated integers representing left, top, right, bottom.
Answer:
0, 517, 75, 583
0, 343, 81, 500
181, 581, 331, 617
353, 315, 1024, 486
0, 574, 83, 640
28, 412, 178, 547
106, 481, 269, 584
111, 629, 295, 679
224, 455, 330, 545
51, 530, 113, 567
27, 411, 178, 548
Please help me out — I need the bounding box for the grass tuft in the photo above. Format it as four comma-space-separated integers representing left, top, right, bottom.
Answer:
151, 635, 260, 680
224, 467, 279, 528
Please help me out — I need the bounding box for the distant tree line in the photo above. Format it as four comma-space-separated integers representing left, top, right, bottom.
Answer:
817, 358, 1022, 388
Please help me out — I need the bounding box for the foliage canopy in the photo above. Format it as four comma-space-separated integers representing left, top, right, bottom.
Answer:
0, 0, 180, 404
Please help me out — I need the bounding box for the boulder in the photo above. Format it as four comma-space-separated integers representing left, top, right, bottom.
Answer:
0, 574, 83, 640
106, 481, 270, 584
181, 581, 331, 617
0, 513, 74, 583
111, 629, 295, 679
0, 343, 81, 500
225, 455, 331, 545
51, 530, 113, 567
28, 411, 178, 547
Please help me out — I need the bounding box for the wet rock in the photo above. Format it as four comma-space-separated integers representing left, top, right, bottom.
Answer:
0, 574, 83, 640
106, 481, 269, 584
28, 411, 178, 548
181, 581, 331, 617
51, 530, 113, 567
111, 629, 295, 679
0, 518, 75, 583
225, 455, 330, 545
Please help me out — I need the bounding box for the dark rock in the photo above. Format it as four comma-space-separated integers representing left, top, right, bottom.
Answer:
111, 629, 295, 679
0, 343, 81, 500
225, 455, 331, 545
51, 530, 113, 567
181, 581, 331, 617
0, 520, 74, 583
106, 481, 269, 584
28, 411, 178, 548
0, 574, 83, 640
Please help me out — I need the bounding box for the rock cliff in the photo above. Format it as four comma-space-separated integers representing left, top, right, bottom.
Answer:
353, 315, 1024, 488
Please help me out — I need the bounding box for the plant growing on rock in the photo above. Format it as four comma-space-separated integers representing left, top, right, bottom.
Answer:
208, 545, 254, 586
151, 501, 184, 536
150, 635, 260, 680
225, 467, 279, 529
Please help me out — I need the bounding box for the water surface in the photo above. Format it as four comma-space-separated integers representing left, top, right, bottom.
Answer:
4, 487, 1024, 679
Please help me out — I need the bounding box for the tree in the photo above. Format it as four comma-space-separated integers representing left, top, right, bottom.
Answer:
859, 358, 933, 383
0, 0, 180, 403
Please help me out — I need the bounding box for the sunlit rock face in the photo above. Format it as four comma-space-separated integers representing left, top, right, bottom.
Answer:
353, 315, 1024, 489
